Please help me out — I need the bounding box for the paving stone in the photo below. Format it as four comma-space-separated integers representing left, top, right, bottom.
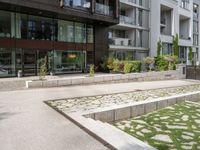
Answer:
151, 134, 172, 143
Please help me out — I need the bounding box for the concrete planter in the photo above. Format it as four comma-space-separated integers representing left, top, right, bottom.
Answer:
26, 66, 186, 88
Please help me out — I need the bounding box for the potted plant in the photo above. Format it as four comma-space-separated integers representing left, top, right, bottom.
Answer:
17, 70, 22, 78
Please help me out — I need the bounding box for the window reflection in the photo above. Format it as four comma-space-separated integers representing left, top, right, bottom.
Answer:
0, 11, 12, 38
54, 50, 86, 73
0, 10, 94, 44
0, 48, 15, 77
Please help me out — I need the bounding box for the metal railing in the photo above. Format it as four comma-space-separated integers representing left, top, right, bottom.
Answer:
120, 0, 136, 4
109, 37, 135, 47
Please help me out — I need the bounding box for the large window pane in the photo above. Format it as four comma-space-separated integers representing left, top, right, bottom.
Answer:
0, 48, 15, 77
58, 20, 74, 42
0, 11, 14, 38
27, 16, 55, 40
75, 23, 86, 43
54, 50, 86, 73
87, 25, 94, 43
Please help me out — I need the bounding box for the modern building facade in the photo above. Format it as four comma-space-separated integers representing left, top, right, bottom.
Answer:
108, 0, 150, 61
150, 0, 200, 64
1, 0, 200, 78
0, 0, 119, 77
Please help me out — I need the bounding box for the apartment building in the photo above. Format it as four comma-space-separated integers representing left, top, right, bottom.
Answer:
150, 0, 197, 64
0, 0, 119, 77
193, 0, 200, 63
108, 0, 150, 61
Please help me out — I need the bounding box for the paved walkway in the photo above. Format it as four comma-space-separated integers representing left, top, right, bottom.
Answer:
0, 80, 197, 150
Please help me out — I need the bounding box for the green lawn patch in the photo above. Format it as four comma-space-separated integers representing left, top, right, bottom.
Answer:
115, 102, 200, 150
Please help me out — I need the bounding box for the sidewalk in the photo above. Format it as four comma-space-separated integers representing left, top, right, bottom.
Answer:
0, 80, 198, 150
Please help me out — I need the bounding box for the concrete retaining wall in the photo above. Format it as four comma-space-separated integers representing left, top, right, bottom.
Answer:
83, 91, 200, 123
26, 68, 186, 88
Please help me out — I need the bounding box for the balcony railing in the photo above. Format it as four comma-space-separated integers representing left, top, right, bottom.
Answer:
180, 0, 190, 10
120, 15, 135, 25
95, 3, 113, 16
64, 0, 91, 9
180, 35, 191, 40
109, 37, 135, 47
120, 0, 136, 4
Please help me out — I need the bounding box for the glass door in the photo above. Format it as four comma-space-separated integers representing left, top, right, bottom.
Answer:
23, 50, 36, 76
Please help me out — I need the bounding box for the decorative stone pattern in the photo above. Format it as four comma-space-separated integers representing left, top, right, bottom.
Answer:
115, 102, 200, 150
47, 84, 200, 114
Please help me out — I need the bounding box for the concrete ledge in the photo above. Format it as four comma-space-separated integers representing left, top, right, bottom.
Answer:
26, 69, 185, 88
83, 91, 200, 122
65, 113, 156, 150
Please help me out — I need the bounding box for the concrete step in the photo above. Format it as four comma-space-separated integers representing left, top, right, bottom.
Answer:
69, 113, 156, 150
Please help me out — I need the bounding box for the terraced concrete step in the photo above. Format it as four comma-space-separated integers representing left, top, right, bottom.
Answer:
68, 113, 156, 150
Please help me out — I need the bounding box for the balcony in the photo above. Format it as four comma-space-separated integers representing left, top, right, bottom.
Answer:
120, 15, 135, 25
64, 0, 91, 10
95, 3, 113, 16
109, 37, 135, 47
180, 0, 190, 10
180, 35, 191, 40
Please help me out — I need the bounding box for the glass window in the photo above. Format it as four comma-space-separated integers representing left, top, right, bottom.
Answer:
75, 23, 86, 43
0, 48, 15, 77
138, 9, 143, 26
179, 46, 187, 62
27, 16, 55, 40
0, 11, 14, 38
54, 50, 86, 73
87, 25, 93, 43
139, 0, 143, 6
193, 21, 198, 33
58, 20, 74, 42
162, 43, 172, 55
193, 34, 198, 46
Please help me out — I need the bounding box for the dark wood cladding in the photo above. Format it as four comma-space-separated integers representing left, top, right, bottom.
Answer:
0, 38, 15, 48
0, 38, 94, 51
0, 0, 119, 25
15, 39, 53, 49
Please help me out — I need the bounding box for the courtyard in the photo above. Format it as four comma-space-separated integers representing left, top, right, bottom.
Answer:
0, 79, 199, 150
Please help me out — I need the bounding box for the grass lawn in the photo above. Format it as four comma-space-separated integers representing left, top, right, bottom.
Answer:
115, 102, 200, 150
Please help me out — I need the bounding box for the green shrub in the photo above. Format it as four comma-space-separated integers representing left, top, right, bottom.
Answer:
155, 56, 168, 71
38, 57, 47, 80
124, 62, 133, 73
188, 47, 193, 65
124, 61, 141, 73
89, 64, 94, 77
107, 57, 114, 70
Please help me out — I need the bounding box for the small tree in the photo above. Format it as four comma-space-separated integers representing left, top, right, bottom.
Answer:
172, 33, 179, 57
39, 57, 47, 80
89, 64, 95, 77
157, 38, 162, 56
188, 47, 193, 65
